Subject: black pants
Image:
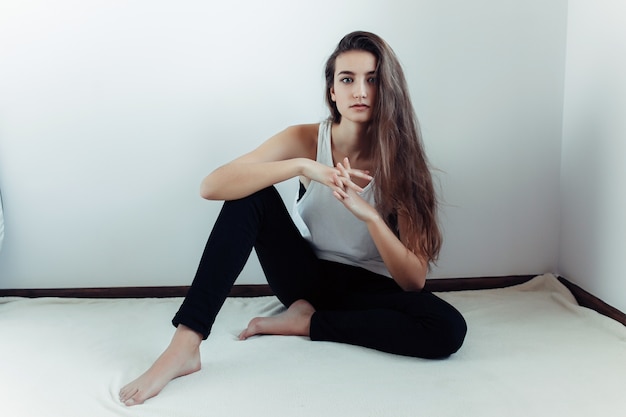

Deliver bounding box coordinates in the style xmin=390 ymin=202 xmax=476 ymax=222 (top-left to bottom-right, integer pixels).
xmin=173 ymin=186 xmax=467 ymax=359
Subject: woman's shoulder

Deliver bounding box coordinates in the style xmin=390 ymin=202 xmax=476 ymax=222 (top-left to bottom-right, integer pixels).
xmin=279 ymin=123 xmax=320 ymax=154
xmin=283 ymin=123 xmax=320 ymax=139
xmin=255 ymin=123 xmax=321 ymax=161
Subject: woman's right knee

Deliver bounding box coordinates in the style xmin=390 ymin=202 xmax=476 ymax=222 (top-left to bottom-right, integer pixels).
xmin=222 ymin=186 xmax=280 ymax=211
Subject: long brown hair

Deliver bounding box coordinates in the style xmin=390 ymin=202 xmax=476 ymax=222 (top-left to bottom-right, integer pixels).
xmin=324 ymin=31 xmax=442 ymax=263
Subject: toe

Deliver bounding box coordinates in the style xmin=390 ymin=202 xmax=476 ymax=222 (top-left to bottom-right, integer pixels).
xmin=238 ymin=327 xmax=252 ymax=340
xmin=119 ymin=386 xmax=137 ymax=403
xmin=124 ymin=392 xmax=144 ymax=407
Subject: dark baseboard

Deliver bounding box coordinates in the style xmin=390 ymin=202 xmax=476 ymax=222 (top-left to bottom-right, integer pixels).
xmin=1 ymin=274 xmax=623 ymax=326
xmin=0 ymin=284 xmax=274 ymax=299
xmin=0 ymin=275 xmax=536 ymax=299
xmin=557 ymin=277 xmax=626 ymax=326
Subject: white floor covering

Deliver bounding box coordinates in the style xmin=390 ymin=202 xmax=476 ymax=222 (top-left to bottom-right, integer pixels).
xmin=1 ymin=274 xmax=624 ymax=417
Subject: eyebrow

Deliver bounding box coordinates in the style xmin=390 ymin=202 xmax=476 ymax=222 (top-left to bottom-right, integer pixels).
xmin=336 ymin=70 xmax=377 ymax=76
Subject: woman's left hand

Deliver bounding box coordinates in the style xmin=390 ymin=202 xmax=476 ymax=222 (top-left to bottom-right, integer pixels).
xmin=332 ymin=158 xmax=379 ymax=222
xmin=334 ymin=157 xmax=427 ymax=291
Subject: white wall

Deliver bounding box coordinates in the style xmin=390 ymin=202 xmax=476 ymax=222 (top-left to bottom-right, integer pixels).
xmin=0 ymin=0 xmax=567 ymax=288
xmin=559 ymin=0 xmax=626 ymax=312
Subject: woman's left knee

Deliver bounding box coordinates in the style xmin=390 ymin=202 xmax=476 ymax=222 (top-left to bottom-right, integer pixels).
xmin=436 ymin=311 xmax=467 ymax=357
xmin=447 ymin=313 xmax=467 ymax=355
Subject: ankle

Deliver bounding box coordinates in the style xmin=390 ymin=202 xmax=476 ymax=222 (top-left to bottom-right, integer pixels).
xmin=171 ymin=325 xmax=202 ymax=350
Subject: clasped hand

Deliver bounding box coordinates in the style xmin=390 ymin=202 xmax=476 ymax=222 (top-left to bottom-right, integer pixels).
xmin=331 ymin=157 xmax=378 ymax=222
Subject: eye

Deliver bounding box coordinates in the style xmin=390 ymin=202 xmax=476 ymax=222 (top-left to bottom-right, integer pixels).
xmin=368 ymin=77 xmax=378 ymax=84
xmin=340 ymin=77 xmax=353 ymax=84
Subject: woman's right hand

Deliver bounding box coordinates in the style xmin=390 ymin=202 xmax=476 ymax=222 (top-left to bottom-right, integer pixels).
xmin=199 ymin=123 xmax=370 ymax=201
xmin=301 ymin=159 xmax=371 ymax=194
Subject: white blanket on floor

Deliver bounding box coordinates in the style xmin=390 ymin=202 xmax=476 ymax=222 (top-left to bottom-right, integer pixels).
xmin=1 ymin=274 xmax=624 ymax=417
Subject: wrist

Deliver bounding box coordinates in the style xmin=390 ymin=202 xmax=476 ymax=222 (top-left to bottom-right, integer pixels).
xmin=297 ymin=158 xmax=311 ymax=177
xmin=364 ymin=211 xmax=384 ymax=226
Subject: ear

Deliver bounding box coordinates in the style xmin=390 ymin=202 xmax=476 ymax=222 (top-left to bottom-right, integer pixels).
xmin=330 ymin=87 xmax=336 ymax=102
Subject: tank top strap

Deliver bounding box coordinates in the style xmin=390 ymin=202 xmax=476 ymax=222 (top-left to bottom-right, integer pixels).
xmin=317 ymin=119 xmax=333 ymax=166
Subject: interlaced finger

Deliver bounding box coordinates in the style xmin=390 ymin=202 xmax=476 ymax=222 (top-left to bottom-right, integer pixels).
xmin=335 ymin=167 xmax=364 ymax=194
xmin=337 ymin=158 xmax=368 ymax=193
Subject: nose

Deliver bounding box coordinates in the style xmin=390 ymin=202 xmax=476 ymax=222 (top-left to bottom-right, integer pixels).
xmin=353 ymin=80 xmax=367 ymax=99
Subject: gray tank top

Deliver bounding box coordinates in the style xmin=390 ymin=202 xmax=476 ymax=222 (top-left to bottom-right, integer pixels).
xmin=292 ymin=119 xmax=391 ymax=278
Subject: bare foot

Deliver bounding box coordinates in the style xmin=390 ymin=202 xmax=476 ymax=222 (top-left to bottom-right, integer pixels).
xmin=119 ymin=325 xmax=202 ymax=406
xmin=239 ymin=299 xmax=315 ymax=340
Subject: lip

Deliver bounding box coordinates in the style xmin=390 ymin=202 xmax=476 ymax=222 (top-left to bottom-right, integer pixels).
xmin=350 ymin=104 xmax=370 ymax=110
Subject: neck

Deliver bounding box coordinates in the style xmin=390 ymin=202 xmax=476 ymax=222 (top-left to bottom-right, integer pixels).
xmin=332 ymin=120 xmax=371 ymax=161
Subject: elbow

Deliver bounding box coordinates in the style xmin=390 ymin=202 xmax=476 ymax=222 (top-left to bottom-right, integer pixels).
xmin=200 ymin=189 xmax=212 ymax=200
xmin=199 ymin=179 xmax=219 ymax=200
xmin=403 ymin=280 xmax=425 ymax=292
xmin=199 ymin=165 xmax=228 ymax=200
xmin=200 ymin=187 xmax=219 ymax=200
xmin=200 ymin=166 xmax=231 ymax=200
xmin=395 ymin=275 xmax=425 ymax=292
xmin=401 ymin=271 xmax=426 ymax=292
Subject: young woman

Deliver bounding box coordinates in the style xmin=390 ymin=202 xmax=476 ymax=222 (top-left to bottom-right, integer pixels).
xmin=120 ymin=31 xmax=467 ymax=406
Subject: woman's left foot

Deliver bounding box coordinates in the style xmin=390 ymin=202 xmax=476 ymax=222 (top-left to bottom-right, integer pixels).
xmin=239 ymin=299 xmax=315 ymax=340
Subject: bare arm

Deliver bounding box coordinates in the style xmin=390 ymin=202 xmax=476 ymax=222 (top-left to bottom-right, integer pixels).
xmin=200 ymin=125 xmax=370 ymax=201
xmin=201 ymin=158 xmax=309 ymax=201
xmin=201 ymin=125 xmax=315 ymax=200
xmin=365 ymin=214 xmax=428 ymax=291
xmin=333 ymin=159 xmax=427 ymax=291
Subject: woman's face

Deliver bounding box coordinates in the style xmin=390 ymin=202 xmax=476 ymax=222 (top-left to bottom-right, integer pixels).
xmin=330 ymin=50 xmax=378 ymax=124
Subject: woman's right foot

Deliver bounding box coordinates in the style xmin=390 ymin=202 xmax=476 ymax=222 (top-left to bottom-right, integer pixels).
xmin=119 ymin=325 xmax=202 ymax=406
